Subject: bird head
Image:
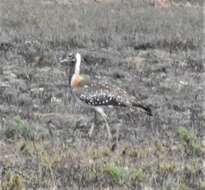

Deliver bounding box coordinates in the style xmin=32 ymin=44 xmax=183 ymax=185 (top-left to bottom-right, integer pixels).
xmin=60 ymin=52 xmax=82 ymax=86
xmin=60 ymin=52 xmax=76 ymax=67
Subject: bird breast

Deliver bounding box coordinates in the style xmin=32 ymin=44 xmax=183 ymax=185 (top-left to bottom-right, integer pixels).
xmin=71 ymin=74 xmax=81 ymax=88
xmin=71 ymin=74 xmax=91 ymax=88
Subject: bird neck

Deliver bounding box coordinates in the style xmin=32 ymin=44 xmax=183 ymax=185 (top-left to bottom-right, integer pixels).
xmin=74 ymin=53 xmax=81 ymax=75
xmin=68 ymin=65 xmax=74 ymax=88
xmin=69 ymin=53 xmax=81 ymax=88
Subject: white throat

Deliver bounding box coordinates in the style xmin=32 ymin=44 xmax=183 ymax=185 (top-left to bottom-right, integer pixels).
xmin=74 ymin=53 xmax=81 ymax=75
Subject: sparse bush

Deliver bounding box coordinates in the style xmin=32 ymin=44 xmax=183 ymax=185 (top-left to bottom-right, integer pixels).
xmin=104 ymin=164 xmax=128 ymax=184
xmin=176 ymin=127 xmax=203 ymax=156
xmin=84 ymin=170 xmax=97 ymax=183
xmin=128 ymin=148 xmax=150 ymax=159
xmin=130 ymin=168 xmax=145 ymax=182
xmin=159 ymin=162 xmax=177 ymax=174
xmin=176 ymin=127 xmax=194 ymax=144
xmin=178 ymin=183 xmax=190 ymax=190
xmin=182 ymin=160 xmax=203 ymax=188
xmin=1 ymin=169 xmax=26 ymax=190
xmin=90 ymin=147 xmax=111 ymax=160
xmin=4 ymin=116 xmax=34 ymax=141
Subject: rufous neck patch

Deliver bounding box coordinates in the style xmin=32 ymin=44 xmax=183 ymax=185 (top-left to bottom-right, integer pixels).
xmin=71 ymin=74 xmax=81 ymax=88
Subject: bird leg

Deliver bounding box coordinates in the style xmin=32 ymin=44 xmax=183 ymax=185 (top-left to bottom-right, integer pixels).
xmin=103 ymin=114 xmax=112 ymax=139
xmin=95 ymin=107 xmax=112 ymax=139
xmin=88 ymin=123 xmax=95 ymax=138
xmin=88 ymin=111 xmax=96 ymax=137
xmin=94 ymin=110 xmax=97 ymax=125
xmin=88 ymin=107 xmax=112 ymax=139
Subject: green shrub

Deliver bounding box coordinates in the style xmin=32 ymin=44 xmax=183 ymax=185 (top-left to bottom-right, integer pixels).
xmin=4 ymin=116 xmax=34 ymax=141
xmin=104 ymin=164 xmax=128 ymax=183
xmin=176 ymin=127 xmax=202 ymax=156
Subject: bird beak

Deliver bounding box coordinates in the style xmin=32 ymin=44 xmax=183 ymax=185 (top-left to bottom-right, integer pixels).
xmin=60 ymin=58 xmax=68 ymax=64
xmin=60 ymin=56 xmax=75 ymax=66
xmin=59 ymin=59 xmax=69 ymax=76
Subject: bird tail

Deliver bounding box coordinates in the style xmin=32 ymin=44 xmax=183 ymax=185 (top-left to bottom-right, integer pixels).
xmin=132 ymin=103 xmax=152 ymax=116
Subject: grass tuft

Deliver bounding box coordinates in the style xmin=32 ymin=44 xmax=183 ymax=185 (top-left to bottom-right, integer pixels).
xmin=130 ymin=168 xmax=145 ymax=183
xmin=104 ymin=164 xmax=128 ymax=184
xmin=176 ymin=127 xmax=203 ymax=156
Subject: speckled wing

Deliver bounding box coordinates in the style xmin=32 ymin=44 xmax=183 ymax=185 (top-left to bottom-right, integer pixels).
xmin=72 ymin=81 xmax=135 ymax=107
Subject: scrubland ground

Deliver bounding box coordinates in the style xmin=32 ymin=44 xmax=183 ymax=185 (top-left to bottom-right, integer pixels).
xmin=0 ymin=0 xmax=204 ymax=189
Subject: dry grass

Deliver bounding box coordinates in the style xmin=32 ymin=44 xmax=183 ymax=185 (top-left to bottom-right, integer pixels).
xmin=1 ymin=0 xmax=203 ymax=50
xmin=0 ymin=0 xmax=204 ymax=189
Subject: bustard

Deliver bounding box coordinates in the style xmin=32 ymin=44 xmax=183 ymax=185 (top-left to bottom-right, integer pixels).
xmin=61 ymin=52 xmax=152 ymax=139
